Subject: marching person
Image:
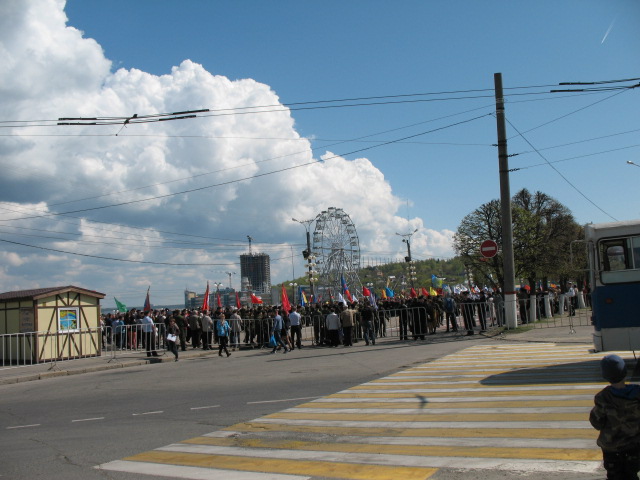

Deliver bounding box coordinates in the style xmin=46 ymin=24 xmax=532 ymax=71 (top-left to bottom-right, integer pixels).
xmin=339 ymin=303 xmax=356 ymax=346
xmin=216 ymin=313 xmax=232 ymax=357
xmin=189 ymin=309 xmax=202 ymax=348
xmin=288 ymin=306 xmax=303 ymax=350
xmin=325 ymin=307 xmax=341 ymax=347
xmin=270 ymin=309 xmax=289 ymax=354
xmin=201 ymin=310 xmax=213 ymax=350
xmin=141 ymin=311 xmax=158 ymax=357
xmin=166 ymin=316 xmax=180 ymax=361
xmin=229 ymin=308 xmax=242 ymax=351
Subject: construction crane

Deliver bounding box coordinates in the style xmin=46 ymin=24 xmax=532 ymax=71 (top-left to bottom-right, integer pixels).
xmin=225 ymin=271 xmax=236 ymax=289
xmin=247 ymin=235 xmax=253 ymax=255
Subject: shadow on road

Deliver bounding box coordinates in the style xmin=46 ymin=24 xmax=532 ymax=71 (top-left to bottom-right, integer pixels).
xmin=480 ymin=358 xmax=639 ymax=386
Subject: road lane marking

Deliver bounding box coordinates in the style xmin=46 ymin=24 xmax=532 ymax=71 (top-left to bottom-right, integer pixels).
xmin=72 ymin=417 xmax=105 ymax=423
xmin=190 ymin=405 xmax=220 ymax=410
xmin=217 ymin=429 xmax=596 ymax=449
xmin=286 ymin=406 xmax=590 ymax=414
xmin=251 ymin=417 xmax=591 ymax=429
xmin=247 ymin=396 xmax=318 ymax=405
xmin=118 ymin=451 xmax=438 ymax=480
xmin=133 ymin=410 xmax=164 ymax=416
xmin=264 ymin=411 xmax=589 ymax=422
xmin=6 ymin=424 xmax=40 ymax=429
xmin=229 ymin=422 xmax=598 ymax=439
xmin=97 ymin=460 xmax=311 ymax=479
xmin=181 ymin=436 xmax=601 ymax=461
xmin=151 ymin=444 xmax=598 ymax=474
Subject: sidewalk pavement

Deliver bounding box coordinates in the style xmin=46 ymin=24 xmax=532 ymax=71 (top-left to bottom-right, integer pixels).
xmin=0 ymin=323 xmax=598 ymax=386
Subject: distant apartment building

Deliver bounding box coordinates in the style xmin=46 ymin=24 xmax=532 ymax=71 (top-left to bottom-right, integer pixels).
xmin=240 ymin=253 xmax=271 ymax=294
xmin=184 ymin=287 xmax=235 ymax=309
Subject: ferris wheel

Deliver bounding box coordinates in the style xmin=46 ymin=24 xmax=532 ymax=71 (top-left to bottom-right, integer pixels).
xmin=312 ymin=207 xmax=361 ymax=298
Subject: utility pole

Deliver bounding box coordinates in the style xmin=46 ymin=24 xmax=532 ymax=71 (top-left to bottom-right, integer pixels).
xmin=395 ymin=229 xmax=418 ymax=262
xmin=494 ymin=73 xmax=517 ymax=328
xmin=292 ymin=218 xmax=317 ymax=301
xmin=396 ymin=229 xmax=418 ymax=289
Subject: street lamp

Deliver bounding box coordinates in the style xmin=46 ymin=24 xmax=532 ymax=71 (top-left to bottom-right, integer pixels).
xmin=408 ymin=260 xmax=418 ymax=287
xmin=627 ymin=161 xmax=640 ymax=168
xmin=396 ymin=228 xmax=418 ymax=263
xmin=212 ymin=282 xmax=224 ymax=308
xmin=292 ymin=217 xmax=316 ymax=300
xmin=289 ymin=282 xmax=298 ymax=305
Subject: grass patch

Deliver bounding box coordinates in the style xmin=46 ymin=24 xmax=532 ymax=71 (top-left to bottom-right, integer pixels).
xmin=497 ymin=324 xmax=535 ymax=335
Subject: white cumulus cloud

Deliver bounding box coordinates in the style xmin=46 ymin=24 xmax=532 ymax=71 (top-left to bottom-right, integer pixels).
xmin=0 ymin=0 xmax=454 ymax=305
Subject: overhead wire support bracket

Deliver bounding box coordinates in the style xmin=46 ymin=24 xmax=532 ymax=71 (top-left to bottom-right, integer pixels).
xmin=56 ymin=108 xmax=210 ymax=126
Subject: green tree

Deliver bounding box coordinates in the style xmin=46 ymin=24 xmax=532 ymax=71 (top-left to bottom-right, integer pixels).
xmin=453 ymin=199 xmax=504 ymax=290
xmin=453 ymin=189 xmax=582 ymax=291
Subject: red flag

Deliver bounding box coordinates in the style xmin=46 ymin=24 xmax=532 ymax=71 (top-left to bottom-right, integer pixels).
xmin=216 ymin=291 xmax=222 ymax=308
xmin=410 ymin=287 xmax=418 ymax=298
xmin=143 ymin=286 xmax=151 ymax=312
xmin=202 ymin=281 xmax=210 ymax=311
xmin=421 ymin=287 xmax=430 ymax=297
xmin=362 ymin=286 xmax=371 ymax=297
xmin=281 ymin=285 xmax=291 ymax=314
xmin=250 ymin=293 xmax=263 ymax=304
xmin=235 ymin=292 xmax=241 ymax=309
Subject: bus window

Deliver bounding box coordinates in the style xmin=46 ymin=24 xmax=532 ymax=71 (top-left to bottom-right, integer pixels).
xmin=600 ymin=239 xmax=629 ymax=271
xmin=633 ymin=236 xmax=640 ymax=269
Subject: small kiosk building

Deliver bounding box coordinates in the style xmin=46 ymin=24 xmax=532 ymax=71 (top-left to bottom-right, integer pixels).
xmin=0 ymin=286 xmax=105 ymax=364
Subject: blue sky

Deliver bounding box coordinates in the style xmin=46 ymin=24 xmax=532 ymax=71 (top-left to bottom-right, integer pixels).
xmin=0 ymin=0 xmax=638 ymax=307
xmin=65 ymin=0 xmax=639 ymax=228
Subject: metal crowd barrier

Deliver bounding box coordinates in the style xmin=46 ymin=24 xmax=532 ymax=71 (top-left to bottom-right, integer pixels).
xmin=0 ymin=327 xmax=103 ymax=370
xmin=519 ymin=293 xmax=592 ymax=330
xmin=102 ymin=324 xmax=168 ymax=359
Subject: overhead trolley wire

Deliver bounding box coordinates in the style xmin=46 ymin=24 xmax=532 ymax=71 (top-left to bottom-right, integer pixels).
xmin=505 ymin=117 xmax=618 ymax=222
xmin=1 ymin=77 xmax=637 ymax=128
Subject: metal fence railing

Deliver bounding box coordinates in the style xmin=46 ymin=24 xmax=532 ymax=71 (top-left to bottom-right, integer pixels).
xmin=0 ymin=327 xmax=102 ymax=370
xmin=521 ymin=294 xmax=592 ymax=330
xmin=102 ymin=324 xmax=169 ymax=359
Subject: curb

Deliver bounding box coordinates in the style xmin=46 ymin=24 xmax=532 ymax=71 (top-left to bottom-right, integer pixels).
xmin=0 ymin=348 xmax=228 ymax=385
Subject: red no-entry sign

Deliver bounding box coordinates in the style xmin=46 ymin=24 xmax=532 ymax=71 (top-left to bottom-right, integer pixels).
xmin=480 ymin=239 xmax=498 ymax=258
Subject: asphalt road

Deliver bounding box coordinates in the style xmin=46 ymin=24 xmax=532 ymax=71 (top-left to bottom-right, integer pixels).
xmin=1 ymin=336 xmax=480 ymax=480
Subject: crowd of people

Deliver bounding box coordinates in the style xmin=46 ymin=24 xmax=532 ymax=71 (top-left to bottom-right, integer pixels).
xmin=99 ymin=291 xmax=516 ymax=358
xmin=100 ymin=284 xmax=592 ymax=358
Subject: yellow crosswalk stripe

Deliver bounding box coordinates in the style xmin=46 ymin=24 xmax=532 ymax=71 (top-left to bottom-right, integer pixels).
xmin=124 ymin=450 xmax=438 ymax=480
xmin=327 ymin=389 xmax=601 ymax=398
xmin=181 ymin=436 xmax=601 ymax=461
xmin=294 ymin=400 xmax=595 ymax=408
xmin=265 ymin=411 xmax=588 ymax=422
xmin=228 ymin=422 xmax=598 ymax=439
